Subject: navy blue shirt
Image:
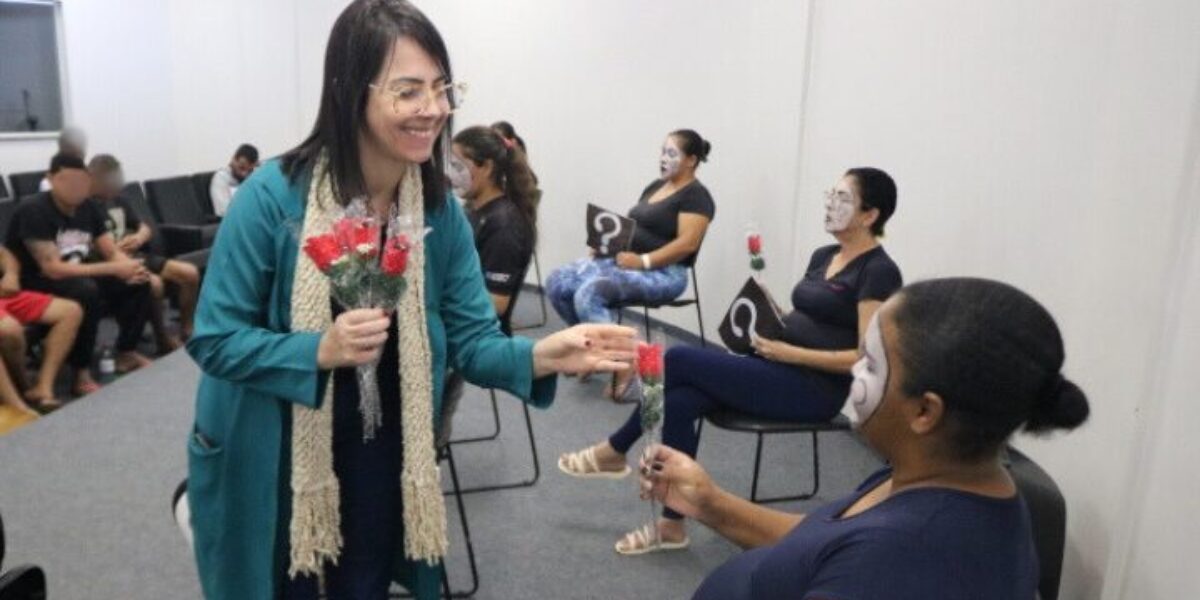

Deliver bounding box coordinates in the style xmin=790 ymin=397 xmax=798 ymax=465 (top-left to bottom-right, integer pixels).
xmin=694 ymin=468 xmax=1039 ymax=600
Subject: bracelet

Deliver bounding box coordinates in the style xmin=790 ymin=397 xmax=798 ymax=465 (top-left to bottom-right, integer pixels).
xmin=640 ymin=254 xmax=652 ymax=270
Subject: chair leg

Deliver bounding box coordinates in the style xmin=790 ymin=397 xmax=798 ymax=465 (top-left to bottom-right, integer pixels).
xmin=513 ymin=252 xmax=548 ymax=331
xmin=751 ymin=431 xmax=822 ymax=504
xmin=694 ymin=297 xmax=707 ymax=348
xmin=454 ymin=401 xmax=540 ymax=495
xmin=750 ymin=432 xmax=765 ymax=502
xmin=450 ymin=390 xmax=501 ymax=444
xmin=445 ymin=445 xmax=480 ymax=598
xmin=642 ymin=306 xmax=652 ymax=340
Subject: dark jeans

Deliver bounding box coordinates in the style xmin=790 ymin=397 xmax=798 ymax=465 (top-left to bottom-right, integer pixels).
xmin=23 ymin=275 xmax=151 ymax=369
xmin=609 ymin=346 xmax=846 ymax=519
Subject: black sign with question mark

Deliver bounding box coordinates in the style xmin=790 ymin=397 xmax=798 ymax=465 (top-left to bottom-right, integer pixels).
xmin=719 ymin=277 xmax=786 ymax=355
xmin=586 ymin=203 xmax=636 ymax=258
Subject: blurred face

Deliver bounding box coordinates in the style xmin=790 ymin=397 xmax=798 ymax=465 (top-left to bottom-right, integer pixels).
xmin=231 ymin=156 xmax=257 ymax=183
xmin=846 ymin=311 xmax=890 ymax=428
xmin=90 ymin=168 xmax=125 ymax=201
xmin=362 ymin=36 xmax=450 ymax=165
xmin=659 ymin=136 xmax=685 ymax=180
xmin=448 ymin=143 xmax=489 ymax=200
xmin=49 ymin=168 xmax=92 ymax=207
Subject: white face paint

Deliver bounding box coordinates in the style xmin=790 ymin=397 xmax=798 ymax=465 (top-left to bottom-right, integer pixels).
xmin=659 ymin=139 xmax=683 ymax=180
xmin=446 ymin=153 xmax=472 ymax=199
xmin=844 ymin=312 xmax=889 ymax=428
xmin=823 ymin=185 xmax=856 ymax=233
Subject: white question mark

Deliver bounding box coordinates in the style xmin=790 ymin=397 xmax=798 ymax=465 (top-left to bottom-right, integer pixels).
xmin=593 ymin=213 xmax=622 ymax=255
xmin=730 ymin=298 xmax=759 ymax=341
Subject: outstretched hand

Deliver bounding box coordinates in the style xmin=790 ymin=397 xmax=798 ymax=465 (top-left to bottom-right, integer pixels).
xmin=638 ymin=444 xmax=718 ymax=520
xmin=532 ymin=323 xmax=638 ymax=378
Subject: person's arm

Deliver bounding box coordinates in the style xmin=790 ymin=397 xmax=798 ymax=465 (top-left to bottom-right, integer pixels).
xmin=616 ymin=212 xmax=710 ymax=270
xmin=642 ymin=445 xmax=803 ymax=549
xmin=185 ymin=179 xmax=326 ymax=407
xmin=94 ymin=232 xmax=133 ymax=263
xmin=25 ymin=239 xmax=129 ymax=280
xmin=753 ymin=300 xmax=883 ymax=374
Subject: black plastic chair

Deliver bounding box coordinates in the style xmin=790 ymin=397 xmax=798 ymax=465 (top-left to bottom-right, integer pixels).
xmin=121 ymin=182 xmax=208 ymax=270
xmin=190 ymin=172 xmax=217 ymax=219
xmin=143 ymin=177 xmax=219 ymax=256
xmin=614 ymin=264 xmax=706 ymax=347
xmin=0 ymin=200 xmax=19 ymax=244
xmin=0 ymin=510 xmax=48 ymax=600
xmin=704 ymin=409 xmax=851 ymax=503
xmin=446 ymin=263 xmax=540 ymax=495
xmin=1006 ymin=447 xmax=1066 ymax=600
xmin=6 ymin=173 xmax=42 ymax=200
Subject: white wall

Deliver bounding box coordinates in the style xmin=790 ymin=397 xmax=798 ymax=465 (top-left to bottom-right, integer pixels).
xmin=1 ymin=1 xmax=1197 ymax=597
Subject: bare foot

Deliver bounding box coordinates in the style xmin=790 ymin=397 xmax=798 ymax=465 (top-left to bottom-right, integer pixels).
xmin=116 ymin=352 xmax=153 ymax=373
xmin=614 ymin=518 xmax=690 ymax=555
xmin=73 ymin=371 xmax=102 ymax=397
xmin=557 ymin=441 xmax=629 ymax=477
xmin=25 ymin=387 xmax=62 ymax=411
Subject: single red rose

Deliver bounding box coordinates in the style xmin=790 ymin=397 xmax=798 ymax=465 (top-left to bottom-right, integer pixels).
xmin=636 ymin=342 xmax=664 ymax=381
xmin=381 ymin=235 xmax=410 ymax=276
xmin=303 ymin=234 xmax=343 ymax=272
xmin=747 ymin=233 xmax=762 ymax=255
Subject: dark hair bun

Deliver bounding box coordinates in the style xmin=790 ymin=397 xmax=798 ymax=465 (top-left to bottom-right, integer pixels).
xmin=1025 ymin=375 xmax=1090 ymax=433
xmin=698 ymin=139 xmax=712 ymax=162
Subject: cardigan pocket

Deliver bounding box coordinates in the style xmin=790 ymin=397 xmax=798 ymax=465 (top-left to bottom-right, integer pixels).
xmin=187 ymin=424 xmax=225 ymax=496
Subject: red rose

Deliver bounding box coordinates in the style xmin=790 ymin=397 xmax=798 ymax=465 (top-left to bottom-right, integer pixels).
xmin=333 ymin=217 xmax=380 ymax=258
xmin=637 ymin=342 xmax=664 ymax=382
xmin=303 ymin=234 xmax=343 ymax=272
xmin=747 ymin=233 xmax=762 ymax=255
xmin=381 ymin=235 xmax=410 ymax=276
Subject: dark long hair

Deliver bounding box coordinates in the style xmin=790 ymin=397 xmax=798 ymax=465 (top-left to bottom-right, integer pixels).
xmin=281 ymin=0 xmax=451 ymax=212
xmin=892 ymin=278 xmax=1090 ymax=461
xmin=490 ymin=121 xmax=526 ymax=153
xmin=845 ymin=167 xmax=897 ymax=237
xmin=453 ymin=125 xmax=539 ymax=244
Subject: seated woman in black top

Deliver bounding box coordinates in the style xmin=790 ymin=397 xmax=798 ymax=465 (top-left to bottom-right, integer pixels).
xmin=559 ymin=168 xmax=901 ymax=555
xmin=447 ymin=125 xmax=538 ymax=332
xmin=545 ymin=129 xmax=715 ymax=331
xmin=640 ymin=277 xmax=1090 ymax=599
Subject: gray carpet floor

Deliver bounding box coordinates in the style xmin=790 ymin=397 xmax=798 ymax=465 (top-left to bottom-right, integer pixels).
xmin=0 ymin=292 xmax=883 ymax=600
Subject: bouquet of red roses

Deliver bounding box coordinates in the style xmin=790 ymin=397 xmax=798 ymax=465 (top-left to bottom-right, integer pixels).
xmin=302 ymin=203 xmax=423 ymax=440
xmin=636 ymin=342 xmax=665 ymax=545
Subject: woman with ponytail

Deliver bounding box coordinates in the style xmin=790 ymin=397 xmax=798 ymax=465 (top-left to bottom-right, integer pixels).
xmin=447 ymin=125 xmax=539 ymax=330
xmin=639 ymin=277 xmax=1090 ymax=599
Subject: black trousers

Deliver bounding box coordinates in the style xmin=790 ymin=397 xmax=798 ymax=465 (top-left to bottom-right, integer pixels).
xmin=23 ymin=275 xmax=152 ymax=368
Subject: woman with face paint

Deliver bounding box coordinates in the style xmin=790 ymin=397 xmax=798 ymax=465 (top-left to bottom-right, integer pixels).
xmin=639 ymin=278 xmax=1090 ymax=600
xmin=558 ymin=168 xmax=901 ymax=555
xmin=184 ymin=2 xmax=636 ymax=599
xmin=544 ymin=130 xmax=715 ymax=397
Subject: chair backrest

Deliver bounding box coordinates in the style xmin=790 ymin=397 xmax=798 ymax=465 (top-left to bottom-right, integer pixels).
xmin=0 ymin=200 xmax=20 ymax=246
xmin=121 ymin=182 xmax=167 ymax=256
xmin=0 ymin=175 xmax=9 ymax=200
xmin=497 ymin=258 xmax=533 ymax=337
xmin=1006 ymin=447 xmax=1066 ymax=600
xmin=191 ymin=171 xmax=216 ymax=217
xmin=7 ymin=172 xmax=44 ymax=199
xmin=144 ymin=176 xmax=205 ymax=226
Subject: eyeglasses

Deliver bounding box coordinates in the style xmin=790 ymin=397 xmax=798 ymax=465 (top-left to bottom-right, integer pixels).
xmin=824 ymin=189 xmax=854 ymax=205
xmin=368 ymin=81 xmax=468 ymax=116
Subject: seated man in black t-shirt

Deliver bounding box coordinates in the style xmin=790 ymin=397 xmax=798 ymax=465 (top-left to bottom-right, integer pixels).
xmin=5 ymin=154 xmax=153 ymax=396
xmin=88 ymin=155 xmax=201 ymax=353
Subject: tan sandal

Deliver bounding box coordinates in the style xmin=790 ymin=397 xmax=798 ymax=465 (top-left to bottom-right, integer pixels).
xmin=557 ymin=446 xmax=631 ymax=480
xmin=614 ymin=523 xmax=690 ymax=556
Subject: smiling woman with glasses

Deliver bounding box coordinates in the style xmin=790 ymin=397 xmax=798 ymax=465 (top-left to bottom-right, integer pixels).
xmin=183 ymin=2 xmax=636 ymax=599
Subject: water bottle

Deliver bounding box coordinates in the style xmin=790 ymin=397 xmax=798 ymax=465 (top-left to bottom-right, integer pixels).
xmin=99 ymin=346 xmax=116 ymax=381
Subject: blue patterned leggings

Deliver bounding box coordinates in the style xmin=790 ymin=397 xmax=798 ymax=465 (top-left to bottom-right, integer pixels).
xmin=545 ymin=258 xmax=688 ymax=325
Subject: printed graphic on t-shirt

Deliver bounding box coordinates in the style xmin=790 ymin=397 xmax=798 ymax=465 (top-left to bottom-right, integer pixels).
xmin=485 ymin=272 xmax=511 ymax=284
xmin=55 ymin=229 xmax=93 ymax=264
xmin=106 ymin=208 xmax=128 ymax=241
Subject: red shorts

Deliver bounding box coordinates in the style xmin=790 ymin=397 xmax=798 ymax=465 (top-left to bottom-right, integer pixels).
xmin=0 ymin=291 xmax=53 ymax=324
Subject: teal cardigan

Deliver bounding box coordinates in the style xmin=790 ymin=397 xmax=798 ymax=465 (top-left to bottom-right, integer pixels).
xmin=185 ymin=160 xmax=556 ymax=600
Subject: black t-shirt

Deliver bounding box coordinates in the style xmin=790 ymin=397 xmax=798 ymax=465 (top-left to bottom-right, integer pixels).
xmin=5 ymin=192 xmax=109 ymax=281
xmin=627 ymin=179 xmax=715 ymax=267
xmin=465 ymin=196 xmax=534 ymax=332
xmin=98 ymin=195 xmax=143 ymax=242
xmin=783 ymin=244 xmax=902 ymax=354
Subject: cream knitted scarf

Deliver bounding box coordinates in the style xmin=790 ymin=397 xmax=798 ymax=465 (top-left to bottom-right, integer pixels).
xmin=287 ymin=156 xmax=447 ymax=578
